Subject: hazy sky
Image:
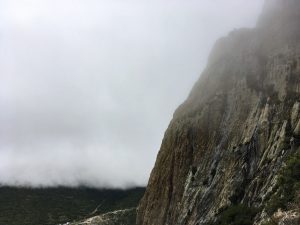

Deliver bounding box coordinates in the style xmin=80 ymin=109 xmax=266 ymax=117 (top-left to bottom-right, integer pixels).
xmin=0 ymin=0 xmax=264 ymax=188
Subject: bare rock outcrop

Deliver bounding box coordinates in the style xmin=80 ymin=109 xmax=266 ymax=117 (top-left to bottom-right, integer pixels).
xmin=66 ymin=208 xmax=136 ymax=225
xmin=137 ymin=1 xmax=300 ymax=225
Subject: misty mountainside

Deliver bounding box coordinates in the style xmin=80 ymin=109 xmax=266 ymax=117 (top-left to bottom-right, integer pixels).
xmin=137 ymin=1 xmax=300 ymax=225
xmin=0 ymin=186 xmax=144 ymax=225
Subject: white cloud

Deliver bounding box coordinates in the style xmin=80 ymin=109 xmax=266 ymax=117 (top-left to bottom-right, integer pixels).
xmin=0 ymin=0 xmax=264 ymax=188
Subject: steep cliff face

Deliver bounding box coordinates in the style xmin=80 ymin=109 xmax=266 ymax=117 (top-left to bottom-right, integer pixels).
xmin=137 ymin=1 xmax=300 ymax=225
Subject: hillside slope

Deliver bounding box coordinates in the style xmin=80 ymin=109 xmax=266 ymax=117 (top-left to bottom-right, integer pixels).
xmin=137 ymin=1 xmax=300 ymax=225
xmin=0 ymin=186 xmax=144 ymax=225
xmin=67 ymin=208 xmax=136 ymax=225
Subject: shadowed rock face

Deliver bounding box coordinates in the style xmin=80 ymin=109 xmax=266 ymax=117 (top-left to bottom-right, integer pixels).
xmin=136 ymin=1 xmax=300 ymax=225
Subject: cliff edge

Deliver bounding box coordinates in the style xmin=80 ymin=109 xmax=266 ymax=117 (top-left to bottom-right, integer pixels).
xmin=137 ymin=1 xmax=300 ymax=225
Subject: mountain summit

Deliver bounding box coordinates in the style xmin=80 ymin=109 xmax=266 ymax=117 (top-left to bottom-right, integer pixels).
xmin=137 ymin=0 xmax=300 ymax=224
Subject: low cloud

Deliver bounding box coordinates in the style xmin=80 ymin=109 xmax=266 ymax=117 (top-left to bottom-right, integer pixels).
xmin=0 ymin=0 xmax=264 ymax=188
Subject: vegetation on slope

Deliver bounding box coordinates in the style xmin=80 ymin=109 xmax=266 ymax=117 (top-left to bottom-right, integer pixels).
xmin=265 ymin=151 xmax=300 ymax=215
xmin=207 ymin=204 xmax=259 ymax=225
xmin=0 ymin=186 xmax=145 ymax=225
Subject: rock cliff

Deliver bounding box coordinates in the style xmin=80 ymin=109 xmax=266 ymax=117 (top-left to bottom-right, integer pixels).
xmin=137 ymin=1 xmax=300 ymax=225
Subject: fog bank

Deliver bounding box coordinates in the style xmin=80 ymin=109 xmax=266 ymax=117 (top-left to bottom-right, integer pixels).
xmin=0 ymin=0 xmax=264 ymax=188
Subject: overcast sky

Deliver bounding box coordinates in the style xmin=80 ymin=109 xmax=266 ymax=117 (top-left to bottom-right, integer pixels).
xmin=0 ymin=0 xmax=264 ymax=188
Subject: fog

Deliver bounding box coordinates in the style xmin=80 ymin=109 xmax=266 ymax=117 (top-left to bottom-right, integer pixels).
xmin=0 ymin=0 xmax=264 ymax=188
